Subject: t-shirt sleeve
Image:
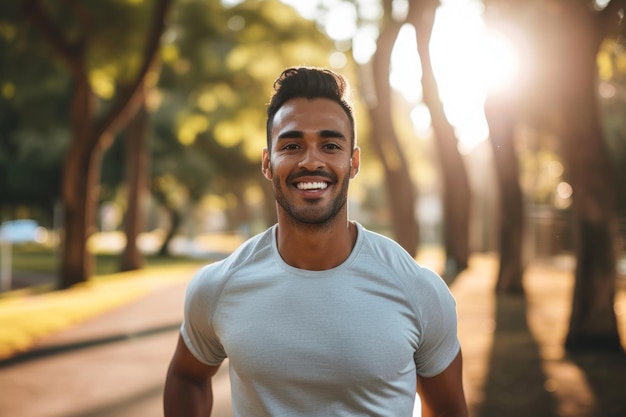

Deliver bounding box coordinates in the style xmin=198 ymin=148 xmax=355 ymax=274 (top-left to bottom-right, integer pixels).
xmin=180 ymin=264 xmax=228 ymax=366
xmin=412 ymin=267 xmax=461 ymax=377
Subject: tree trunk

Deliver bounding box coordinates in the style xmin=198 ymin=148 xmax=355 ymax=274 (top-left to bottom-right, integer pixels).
xmin=26 ymin=0 xmax=172 ymax=287
xmin=408 ymin=0 xmax=471 ymax=276
xmin=59 ymin=74 xmax=99 ymax=288
xmin=158 ymin=206 xmax=181 ymax=257
xmin=559 ymin=3 xmax=621 ymax=351
xmin=563 ymin=98 xmax=621 ymax=350
xmin=120 ymin=89 xmax=148 ymax=272
xmin=561 ymin=83 xmax=621 ymax=351
xmin=484 ymin=95 xmax=525 ymax=294
xmin=364 ymin=14 xmax=419 ymax=256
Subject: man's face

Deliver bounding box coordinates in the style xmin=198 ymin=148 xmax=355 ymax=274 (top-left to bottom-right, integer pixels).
xmin=262 ymin=97 xmax=360 ymax=226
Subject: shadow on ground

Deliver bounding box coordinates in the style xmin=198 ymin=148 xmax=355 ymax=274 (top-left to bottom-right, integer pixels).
xmin=0 ymin=323 xmax=181 ymax=368
xmin=64 ymin=384 xmax=164 ymax=417
xmin=568 ymin=350 xmax=626 ymax=417
xmin=476 ymin=293 xmax=558 ymax=417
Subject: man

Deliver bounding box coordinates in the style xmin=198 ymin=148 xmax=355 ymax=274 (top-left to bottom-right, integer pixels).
xmin=164 ymin=67 xmax=468 ymax=417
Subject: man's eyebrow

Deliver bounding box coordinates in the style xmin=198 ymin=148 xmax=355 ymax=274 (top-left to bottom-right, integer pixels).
xmin=276 ymin=130 xmax=347 ymax=141
xmin=319 ymin=130 xmax=347 ymax=140
xmin=277 ymin=130 xmax=303 ymax=140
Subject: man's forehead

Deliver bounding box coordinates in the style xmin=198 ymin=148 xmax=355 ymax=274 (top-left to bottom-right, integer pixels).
xmin=272 ymin=98 xmax=350 ymax=127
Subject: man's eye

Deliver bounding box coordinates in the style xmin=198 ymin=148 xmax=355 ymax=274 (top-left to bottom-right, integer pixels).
xmin=324 ymin=143 xmax=341 ymax=150
xmin=282 ymin=144 xmax=300 ymax=150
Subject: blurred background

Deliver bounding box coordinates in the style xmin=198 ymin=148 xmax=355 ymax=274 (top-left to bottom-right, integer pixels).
xmin=0 ymin=0 xmax=625 ymax=415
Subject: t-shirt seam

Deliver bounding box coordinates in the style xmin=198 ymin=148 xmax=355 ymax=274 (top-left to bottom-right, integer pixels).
xmin=360 ymin=231 xmax=424 ymax=334
xmin=210 ymin=229 xmax=274 ymax=344
xmin=359 ymin=229 xmax=458 ymax=376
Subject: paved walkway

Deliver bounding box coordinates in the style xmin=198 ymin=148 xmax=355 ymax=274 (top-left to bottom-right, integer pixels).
xmin=0 ymin=269 xmax=237 ymax=417
xmin=1 ymin=254 xmax=625 ymax=417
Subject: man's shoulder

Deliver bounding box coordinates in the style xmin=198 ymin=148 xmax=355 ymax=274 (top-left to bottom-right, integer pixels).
xmin=355 ymin=222 xmax=447 ymax=289
xmin=356 ymin=223 xmax=414 ymax=261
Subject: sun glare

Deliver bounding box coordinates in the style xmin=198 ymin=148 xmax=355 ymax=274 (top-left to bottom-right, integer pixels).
xmin=391 ymin=0 xmax=522 ymax=153
xmin=278 ymin=0 xmax=522 ymax=154
xmin=390 ymin=25 xmax=422 ymax=103
xmin=479 ymin=28 xmax=521 ymax=94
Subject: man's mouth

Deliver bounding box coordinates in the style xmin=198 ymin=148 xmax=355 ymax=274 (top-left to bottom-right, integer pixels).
xmin=296 ymin=181 xmax=329 ymax=191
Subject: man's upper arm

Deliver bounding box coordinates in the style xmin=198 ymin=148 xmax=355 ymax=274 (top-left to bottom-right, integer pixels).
xmin=168 ymin=334 xmax=222 ymax=381
xmin=164 ymin=335 xmax=222 ymax=417
xmin=417 ymin=349 xmax=468 ymax=417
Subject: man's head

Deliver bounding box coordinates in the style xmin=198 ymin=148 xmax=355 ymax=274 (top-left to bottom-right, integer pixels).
xmin=262 ymin=67 xmax=360 ymax=227
xmin=266 ymin=67 xmax=356 ymax=152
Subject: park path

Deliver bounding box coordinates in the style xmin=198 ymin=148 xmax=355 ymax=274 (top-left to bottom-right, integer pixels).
xmin=0 ymin=273 xmax=235 ymax=417
xmin=0 ymin=253 xmax=624 ymax=417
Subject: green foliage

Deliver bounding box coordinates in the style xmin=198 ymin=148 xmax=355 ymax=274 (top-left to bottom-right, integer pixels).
xmin=0 ymin=0 xmax=157 ymax=211
xmin=151 ymin=0 xmax=337 ymax=208
xmin=0 ymin=2 xmax=71 ymax=212
xmin=1 ymin=0 xmax=342 ymax=230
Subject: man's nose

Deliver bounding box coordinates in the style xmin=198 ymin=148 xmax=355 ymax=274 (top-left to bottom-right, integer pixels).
xmin=298 ymin=147 xmax=325 ymax=170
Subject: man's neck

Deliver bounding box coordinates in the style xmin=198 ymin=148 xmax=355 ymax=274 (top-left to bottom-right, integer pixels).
xmin=275 ymin=216 xmax=357 ymax=271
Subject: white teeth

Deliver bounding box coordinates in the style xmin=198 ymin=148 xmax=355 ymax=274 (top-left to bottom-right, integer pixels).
xmin=297 ymin=181 xmax=328 ymax=190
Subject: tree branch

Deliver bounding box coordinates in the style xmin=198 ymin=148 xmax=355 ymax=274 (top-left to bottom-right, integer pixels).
xmin=95 ymin=0 xmax=173 ymax=139
xmin=23 ymin=0 xmax=82 ymax=74
xmin=64 ymin=0 xmax=93 ymax=36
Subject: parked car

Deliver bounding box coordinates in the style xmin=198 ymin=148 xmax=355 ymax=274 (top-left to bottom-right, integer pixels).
xmin=0 ymin=219 xmax=48 ymax=244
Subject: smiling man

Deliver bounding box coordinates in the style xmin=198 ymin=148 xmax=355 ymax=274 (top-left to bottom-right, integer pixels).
xmin=164 ymin=67 xmax=468 ymax=417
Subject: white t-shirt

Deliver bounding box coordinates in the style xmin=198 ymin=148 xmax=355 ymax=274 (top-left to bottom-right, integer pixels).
xmin=182 ymin=222 xmax=460 ymax=416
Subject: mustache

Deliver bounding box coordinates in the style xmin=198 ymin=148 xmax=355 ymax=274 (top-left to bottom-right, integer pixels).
xmin=287 ymin=170 xmax=336 ymax=183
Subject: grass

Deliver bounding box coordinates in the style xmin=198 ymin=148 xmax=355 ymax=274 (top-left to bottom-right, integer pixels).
xmin=0 ymin=238 xmax=240 ymax=361
xmin=6 ymin=243 xmax=205 ymax=277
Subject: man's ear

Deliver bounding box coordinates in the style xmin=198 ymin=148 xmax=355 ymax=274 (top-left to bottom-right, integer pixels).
xmin=261 ymin=148 xmax=272 ymax=180
xmin=350 ymin=147 xmax=361 ymax=179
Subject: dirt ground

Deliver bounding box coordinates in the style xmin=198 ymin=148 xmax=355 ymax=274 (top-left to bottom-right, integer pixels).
xmin=446 ymin=254 xmax=626 ymax=417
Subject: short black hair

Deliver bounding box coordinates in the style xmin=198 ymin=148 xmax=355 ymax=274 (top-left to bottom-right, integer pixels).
xmin=266 ymin=66 xmax=356 ymax=151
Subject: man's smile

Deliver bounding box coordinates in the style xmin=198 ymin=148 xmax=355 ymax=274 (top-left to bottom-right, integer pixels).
xmin=288 ymin=171 xmax=336 ymax=195
xmin=296 ymin=181 xmax=329 ymax=191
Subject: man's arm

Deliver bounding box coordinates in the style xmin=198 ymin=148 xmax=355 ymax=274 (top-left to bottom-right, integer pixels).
xmin=417 ymin=350 xmax=468 ymax=417
xmin=164 ymin=334 xmax=222 ymax=417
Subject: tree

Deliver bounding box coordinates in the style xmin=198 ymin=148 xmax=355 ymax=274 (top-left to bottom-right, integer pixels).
xmin=407 ymin=0 xmax=471 ymax=276
xmin=24 ymin=0 xmax=172 ymax=288
xmin=362 ymin=0 xmax=419 ymax=255
xmin=556 ymin=1 xmax=622 ymax=351
xmin=483 ymin=10 xmax=525 ymax=294
xmin=483 ymin=0 xmax=625 ymax=350
xmin=483 ymin=91 xmax=525 ymax=294
xmin=119 ymin=86 xmax=149 ymax=271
